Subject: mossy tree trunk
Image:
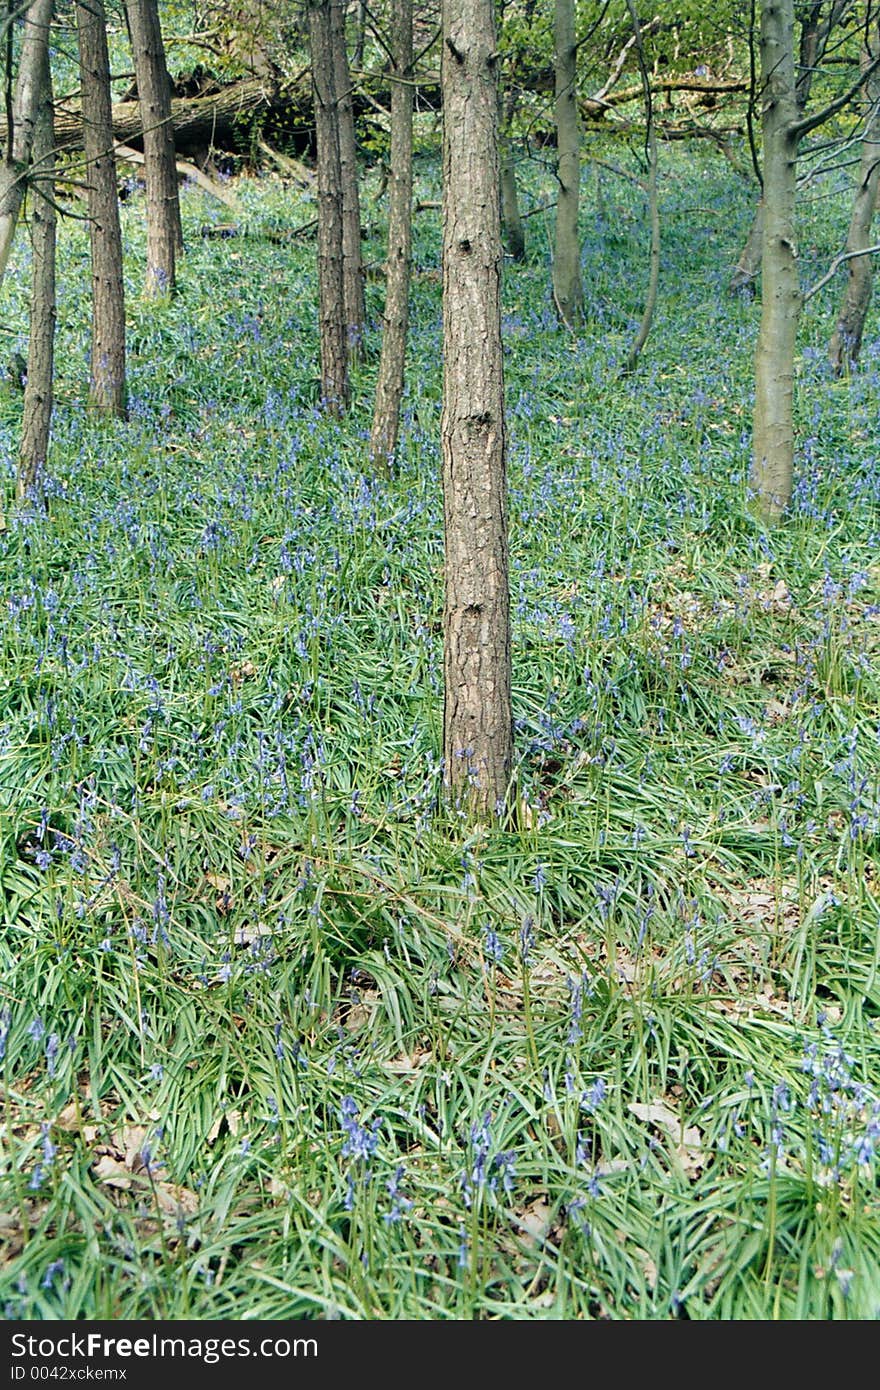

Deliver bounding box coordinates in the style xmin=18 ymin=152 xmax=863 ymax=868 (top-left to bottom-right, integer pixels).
xmin=77 ymin=0 xmax=127 ymax=418
xmin=370 ymin=0 xmax=413 ymax=468
xmin=441 ymin=0 xmax=513 ymax=820
xmin=125 ymin=0 xmax=183 ymax=297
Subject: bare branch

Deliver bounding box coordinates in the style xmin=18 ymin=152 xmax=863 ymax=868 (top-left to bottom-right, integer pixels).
xmin=803 ymin=239 xmax=880 ymax=301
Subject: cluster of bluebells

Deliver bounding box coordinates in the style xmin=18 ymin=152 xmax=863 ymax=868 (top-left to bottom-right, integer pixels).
xmin=801 ymin=1028 xmax=880 ymax=1182
xmin=339 ymin=1095 xmax=381 ymax=1211
xmin=460 ymin=1111 xmax=517 ymax=1210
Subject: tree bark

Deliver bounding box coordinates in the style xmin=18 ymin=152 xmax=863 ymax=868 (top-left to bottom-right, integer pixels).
xmin=829 ymin=27 xmax=880 ymax=374
xmin=370 ymin=0 xmax=413 ymax=469
xmin=125 ymin=0 xmax=184 ymax=297
xmin=730 ymin=2 xmax=851 ymax=296
xmin=441 ymin=0 xmax=513 ymax=820
xmin=552 ymin=0 xmax=583 ymax=326
xmin=499 ymin=85 xmax=524 ymax=261
xmin=0 ymin=0 xmax=54 ymax=291
xmin=77 ymin=0 xmax=127 ymax=418
xmin=750 ymin=0 xmax=800 ymax=525
xmin=17 ymin=37 xmax=54 ymax=503
xmin=330 ymin=0 xmax=365 ymax=356
xmin=309 ymin=0 xmax=348 ymax=414
xmin=622 ymin=0 xmax=659 ymax=374
xmin=730 ymin=200 xmax=764 ymax=296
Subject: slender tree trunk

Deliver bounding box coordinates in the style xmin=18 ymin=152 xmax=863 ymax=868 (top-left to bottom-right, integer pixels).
xmin=0 ymin=0 xmax=54 ymax=290
xmin=77 ymin=0 xmax=127 ymax=418
xmin=17 ymin=39 xmax=54 ymax=502
xmin=331 ymin=0 xmax=365 ymax=357
xmin=441 ymin=0 xmax=513 ymax=820
xmin=829 ymin=28 xmax=880 ymax=374
xmin=370 ymin=0 xmax=413 ymax=468
xmin=552 ymin=0 xmax=583 ymax=326
xmin=750 ymin=0 xmax=800 ymax=524
xmin=730 ymin=200 xmax=764 ymax=296
xmin=499 ymin=85 xmax=524 ymax=261
xmin=309 ymin=0 xmax=348 ymax=413
xmin=125 ymin=0 xmax=183 ymax=297
xmin=622 ymin=0 xmax=659 ymax=374
xmin=730 ymin=3 xmax=850 ymax=296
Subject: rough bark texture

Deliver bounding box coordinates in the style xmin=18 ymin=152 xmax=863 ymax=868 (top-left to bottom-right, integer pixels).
xmin=126 ymin=0 xmax=183 ymax=296
xmin=829 ymin=28 xmax=880 ymax=374
xmin=370 ymin=0 xmax=413 ymax=468
xmin=499 ymin=86 xmax=524 ymax=261
xmin=17 ymin=43 xmax=54 ymax=502
xmin=77 ymin=0 xmax=127 ymax=418
xmin=441 ymin=0 xmax=513 ymax=820
xmin=552 ymin=0 xmax=583 ymax=325
xmin=750 ymin=0 xmax=800 ymax=525
xmin=330 ymin=0 xmax=365 ymax=356
xmin=0 ymin=0 xmax=54 ymax=289
xmin=309 ymin=0 xmax=348 ymax=413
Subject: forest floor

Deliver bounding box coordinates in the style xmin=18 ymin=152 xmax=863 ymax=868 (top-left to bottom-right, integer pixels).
xmin=0 ymin=143 xmax=878 ymax=1319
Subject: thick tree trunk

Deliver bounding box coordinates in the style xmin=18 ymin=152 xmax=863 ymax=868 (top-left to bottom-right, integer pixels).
xmin=370 ymin=0 xmax=413 ymax=469
xmin=829 ymin=29 xmax=880 ymax=374
xmin=552 ymin=0 xmax=583 ymax=326
xmin=750 ymin=0 xmax=801 ymax=525
xmin=77 ymin=0 xmax=127 ymax=418
xmin=17 ymin=43 xmax=54 ymax=502
xmin=499 ymin=86 xmax=525 ymax=261
xmin=441 ymin=0 xmax=513 ymax=820
xmin=0 ymin=0 xmax=54 ymax=290
xmin=309 ymin=0 xmax=348 ymax=414
xmin=330 ymin=0 xmax=365 ymax=356
xmin=126 ymin=0 xmax=183 ymax=297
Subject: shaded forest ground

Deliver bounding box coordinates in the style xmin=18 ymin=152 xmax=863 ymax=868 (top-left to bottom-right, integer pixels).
xmin=0 ymin=144 xmax=878 ymax=1318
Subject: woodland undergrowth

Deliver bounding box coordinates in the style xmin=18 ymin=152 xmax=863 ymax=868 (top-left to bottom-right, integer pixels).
xmin=0 ymin=144 xmax=878 ymax=1319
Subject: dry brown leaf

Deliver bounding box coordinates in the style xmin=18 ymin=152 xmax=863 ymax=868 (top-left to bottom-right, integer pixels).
xmin=93 ymin=1155 xmax=135 ymax=1190
xmin=515 ymin=1198 xmax=553 ymax=1246
xmin=380 ymin=1049 xmax=431 ymax=1075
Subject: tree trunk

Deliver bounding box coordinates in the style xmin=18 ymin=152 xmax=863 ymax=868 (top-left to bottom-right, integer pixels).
xmin=370 ymin=0 xmax=413 ymax=469
xmin=330 ymin=0 xmax=365 ymax=356
xmin=829 ymin=27 xmax=880 ymax=374
xmin=552 ymin=0 xmax=583 ymax=326
xmin=17 ymin=40 xmax=54 ymax=503
xmin=0 ymin=0 xmax=55 ymax=290
xmin=441 ymin=0 xmax=513 ymax=820
xmin=77 ymin=0 xmax=127 ymax=418
xmin=730 ymin=3 xmax=850 ymax=296
xmin=750 ymin=0 xmax=801 ymax=525
xmin=125 ymin=0 xmax=183 ymax=297
xmin=499 ymin=86 xmax=524 ymax=261
xmin=730 ymin=200 xmax=764 ymax=296
xmin=309 ymin=0 xmax=348 ymax=414
xmin=622 ymin=0 xmax=659 ymax=374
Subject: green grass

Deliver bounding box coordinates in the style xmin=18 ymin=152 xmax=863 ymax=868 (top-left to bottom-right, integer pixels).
xmin=0 ymin=141 xmax=878 ymax=1320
